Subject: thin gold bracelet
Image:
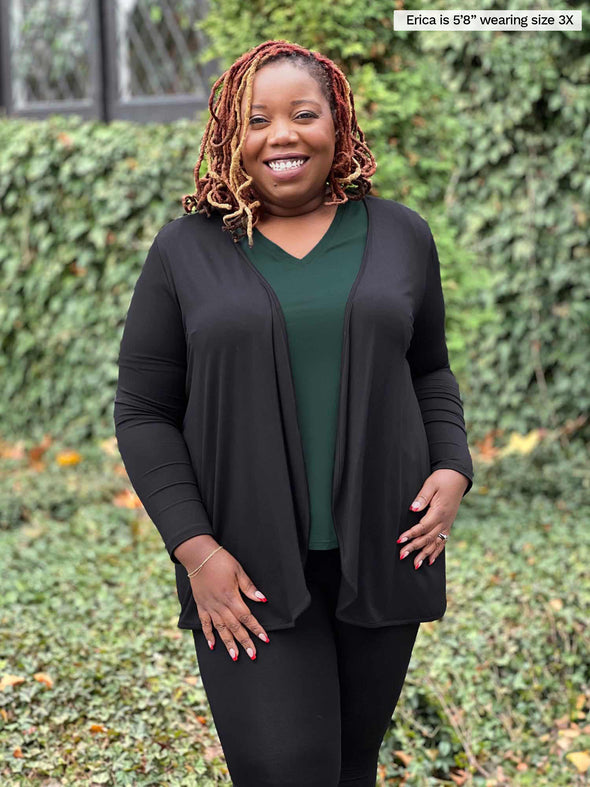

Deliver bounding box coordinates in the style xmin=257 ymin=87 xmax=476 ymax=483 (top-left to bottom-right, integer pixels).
xmin=186 ymin=545 xmax=224 ymax=579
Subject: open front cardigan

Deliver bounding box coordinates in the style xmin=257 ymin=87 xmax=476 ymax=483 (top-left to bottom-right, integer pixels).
xmin=113 ymin=194 xmax=474 ymax=631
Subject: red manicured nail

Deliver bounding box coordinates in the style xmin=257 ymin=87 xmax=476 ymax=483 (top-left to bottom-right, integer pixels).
xmin=208 ymin=640 xmax=214 ymax=650
xmin=400 ymin=552 xmax=408 ymax=560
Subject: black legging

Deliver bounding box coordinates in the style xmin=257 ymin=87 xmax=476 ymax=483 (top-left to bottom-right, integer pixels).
xmin=192 ymin=548 xmax=420 ymax=787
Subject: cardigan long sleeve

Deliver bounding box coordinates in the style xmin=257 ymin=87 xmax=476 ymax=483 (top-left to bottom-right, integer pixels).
xmin=113 ymin=237 xmax=215 ymax=563
xmin=405 ymin=232 xmax=473 ymax=496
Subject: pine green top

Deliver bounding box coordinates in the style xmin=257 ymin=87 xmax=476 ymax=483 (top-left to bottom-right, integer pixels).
xmin=239 ymin=198 xmax=368 ymax=549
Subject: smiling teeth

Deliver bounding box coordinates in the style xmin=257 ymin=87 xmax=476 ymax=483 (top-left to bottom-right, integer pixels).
xmin=268 ymin=158 xmax=306 ymax=171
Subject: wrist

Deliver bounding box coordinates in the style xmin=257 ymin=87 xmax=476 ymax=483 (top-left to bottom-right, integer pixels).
xmin=174 ymin=534 xmax=220 ymax=571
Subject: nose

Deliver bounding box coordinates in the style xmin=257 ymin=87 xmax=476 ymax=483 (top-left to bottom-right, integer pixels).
xmin=267 ymin=118 xmax=298 ymax=145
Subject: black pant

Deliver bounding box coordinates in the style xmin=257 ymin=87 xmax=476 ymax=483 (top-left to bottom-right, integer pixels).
xmin=192 ymin=548 xmax=420 ymax=787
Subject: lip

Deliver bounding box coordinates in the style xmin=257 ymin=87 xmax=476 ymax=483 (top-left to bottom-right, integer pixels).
xmin=264 ymin=156 xmax=310 ymax=180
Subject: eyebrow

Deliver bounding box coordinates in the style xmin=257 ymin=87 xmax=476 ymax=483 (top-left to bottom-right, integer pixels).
xmin=250 ymin=99 xmax=322 ymax=110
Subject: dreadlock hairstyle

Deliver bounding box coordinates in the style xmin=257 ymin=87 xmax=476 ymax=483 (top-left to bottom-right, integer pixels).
xmin=181 ymin=39 xmax=377 ymax=247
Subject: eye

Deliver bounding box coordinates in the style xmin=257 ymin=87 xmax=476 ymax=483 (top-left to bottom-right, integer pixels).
xmin=248 ymin=112 xmax=318 ymax=125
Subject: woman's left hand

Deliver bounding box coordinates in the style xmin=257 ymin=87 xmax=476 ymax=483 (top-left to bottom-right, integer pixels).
xmin=397 ymin=469 xmax=470 ymax=570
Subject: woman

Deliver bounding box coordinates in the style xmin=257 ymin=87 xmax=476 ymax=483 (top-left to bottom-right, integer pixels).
xmin=114 ymin=39 xmax=473 ymax=787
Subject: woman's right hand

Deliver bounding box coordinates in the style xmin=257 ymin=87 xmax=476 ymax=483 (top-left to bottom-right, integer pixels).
xmin=174 ymin=535 xmax=271 ymax=662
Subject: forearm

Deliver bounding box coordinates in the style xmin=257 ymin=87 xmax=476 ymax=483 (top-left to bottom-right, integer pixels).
xmin=114 ymin=415 xmax=215 ymax=560
xmin=412 ymin=365 xmax=474 ymax=496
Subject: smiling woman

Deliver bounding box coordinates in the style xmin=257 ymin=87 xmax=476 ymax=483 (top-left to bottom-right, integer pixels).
xmin=114 ymin=38 xmax=474 ymax=787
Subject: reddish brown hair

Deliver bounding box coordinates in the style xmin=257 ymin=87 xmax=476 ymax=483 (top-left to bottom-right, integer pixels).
xmin=182 ymin=39 xmax=377 ymax=246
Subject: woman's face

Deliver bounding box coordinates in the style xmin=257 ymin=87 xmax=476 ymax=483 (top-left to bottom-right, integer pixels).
xmin=239 ymin=60 xmax=337 ymax=217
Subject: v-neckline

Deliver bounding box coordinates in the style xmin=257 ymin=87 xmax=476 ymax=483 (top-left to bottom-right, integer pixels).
xmin=248 ymin=201 xmax=347 ymax=265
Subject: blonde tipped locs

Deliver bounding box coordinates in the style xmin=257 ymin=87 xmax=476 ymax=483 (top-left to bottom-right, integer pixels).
xmin=181 ymin=39 xmax=377 ymax=247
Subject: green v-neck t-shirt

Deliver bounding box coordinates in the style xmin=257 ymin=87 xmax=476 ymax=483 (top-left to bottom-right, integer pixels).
xmin=239 ymin=198 xmax=368 ymax=550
